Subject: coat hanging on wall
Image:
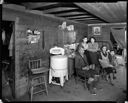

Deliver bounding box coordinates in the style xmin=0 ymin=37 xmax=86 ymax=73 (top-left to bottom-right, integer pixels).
xmin=2 ymin=30 xmax=6 ymax=45
xmin=8 ymin=33 xmax=14 ymax=57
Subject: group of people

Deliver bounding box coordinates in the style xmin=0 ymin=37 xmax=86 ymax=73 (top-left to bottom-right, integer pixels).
xmin=75 ymin=36 xmax=118 ymax=95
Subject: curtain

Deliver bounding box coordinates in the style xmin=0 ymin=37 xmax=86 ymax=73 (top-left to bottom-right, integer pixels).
xmin=111 ymin=28 xmax=126 ymax=49
xmin=110 ymin=31 xmax=117 ymax=44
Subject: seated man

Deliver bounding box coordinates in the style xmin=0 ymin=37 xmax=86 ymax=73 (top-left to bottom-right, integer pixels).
xmin=75 ymin=45 xmax=101 ymax=95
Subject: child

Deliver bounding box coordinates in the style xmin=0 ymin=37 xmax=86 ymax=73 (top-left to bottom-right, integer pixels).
xmin=110 ymin=50 xmax=118 ymax=79
xmin=110 ymin=50 xmax=118 ymax=67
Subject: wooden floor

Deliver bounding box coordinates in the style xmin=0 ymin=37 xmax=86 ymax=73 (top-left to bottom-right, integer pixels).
xmin=17 ymin=64 xmax=127 ymax=102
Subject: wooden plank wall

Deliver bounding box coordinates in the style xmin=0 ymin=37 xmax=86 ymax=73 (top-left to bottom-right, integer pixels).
xmin=87 ymin=24 xmax=126 ymax=49
xmin=2 ymin=8 xmax=88 ymax=98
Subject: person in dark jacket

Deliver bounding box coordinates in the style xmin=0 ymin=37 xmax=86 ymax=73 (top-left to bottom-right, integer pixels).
xmin=75 ymin=45 xmax=101 ymax=95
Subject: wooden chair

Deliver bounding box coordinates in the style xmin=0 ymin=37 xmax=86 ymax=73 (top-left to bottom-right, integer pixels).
xmin=2 ymin=61 xmax=12 ymax=102
xmin=74 ymin=67 xmax=88 ymax=89
xmin=99 ymin=59 xmax=109 ymax=80
xmin=99 ymin=65 xmax=107 ymax=80
xmin=28 ymin=59 xmax=49 ymax=101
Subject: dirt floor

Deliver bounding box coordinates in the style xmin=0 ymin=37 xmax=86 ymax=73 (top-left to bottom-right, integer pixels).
xmin=17 ymin=65 xmax=127 ymax=102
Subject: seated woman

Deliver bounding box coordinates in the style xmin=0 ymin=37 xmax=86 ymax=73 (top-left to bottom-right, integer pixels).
xmin=75 ymin=45 xmax=101 ymax=95
xmin=87 ymin=37 xmax=100 ymax=74
xmin=80 ymin=36 xmax=88 ymax=51
xmin=79 ymin=36 xmax=90 ymax=63
xmin=99 ymin=45 xmax=116 ymax=85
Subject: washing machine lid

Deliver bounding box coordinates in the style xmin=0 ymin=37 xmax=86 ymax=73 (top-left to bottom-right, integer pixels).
xmin=50 ymin=46 xmax=65 ymax=55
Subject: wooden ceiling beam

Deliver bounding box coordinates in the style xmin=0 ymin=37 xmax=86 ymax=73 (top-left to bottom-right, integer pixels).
xmin=74 ymin=18 xmax=99 ymax=20
xmin=78 ymin=20 xmax=104 ymax=24
xmin=88 ymin=22 xmax=126 ymax=26
xmin=43 ymin=7 xmax=78 ymax=14
xmin=24 ymin=2 xmax=59 ymax=9
xmin=70 ymin=18 xmax=99 ymax=21
xmin=66 ymin=15 xmax=94 ymax=19
xmin=33 ymin=2 xmax=78 ymax=10
xmin=56 ymin=12 xmax=86 ymax=16
xmin=58 ymin=14 xmax=87 ymax=17
xmin=44 ymin=8 xmax=80 ymax=14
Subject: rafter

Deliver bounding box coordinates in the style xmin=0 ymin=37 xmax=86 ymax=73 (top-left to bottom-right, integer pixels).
xmin=66 ymin=15 xmax=93 ymax=19
xmin=24 ymin=2 xmax=59 ymax=9
xmin=43 ymin=7 xmax=78 ymax=14
xmin=70 ymin=18 xmax=99 ymax=20
xmin=56 ymin=12 xmax=86 ymax=16
xmin=44 ymin=8 xmax=80 ymax=14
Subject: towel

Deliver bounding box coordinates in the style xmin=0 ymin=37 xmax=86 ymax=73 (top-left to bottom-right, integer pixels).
xmin=99 ymin=59 xmax=113 ymax=68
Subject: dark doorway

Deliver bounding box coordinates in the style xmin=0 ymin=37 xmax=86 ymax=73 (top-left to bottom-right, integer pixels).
xmin=2 ymin=21 xmax=13 ymax=60
xmin=2 ymin=20 xmax=15 ymax=101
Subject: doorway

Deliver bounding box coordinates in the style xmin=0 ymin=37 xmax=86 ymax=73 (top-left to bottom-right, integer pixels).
xmin=2 ymin=20 xmax=15 ymax=100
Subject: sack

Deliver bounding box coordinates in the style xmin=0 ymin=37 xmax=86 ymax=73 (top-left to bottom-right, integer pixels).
xmin=99 ymin=59 xmax=113 ymax=68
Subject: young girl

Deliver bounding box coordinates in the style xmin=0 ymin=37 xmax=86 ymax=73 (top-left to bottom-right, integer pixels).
xmin=80 ymin=36 xmax=88 ymax=51
xmin=87 ymin=37 xmax=100 ymax=74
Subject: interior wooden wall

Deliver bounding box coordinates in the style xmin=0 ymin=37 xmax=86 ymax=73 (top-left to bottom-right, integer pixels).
xmin=88 ymin=24 xmax=126 ymax=49
xmin=2 ymin=8 xmax=88 ymax=98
